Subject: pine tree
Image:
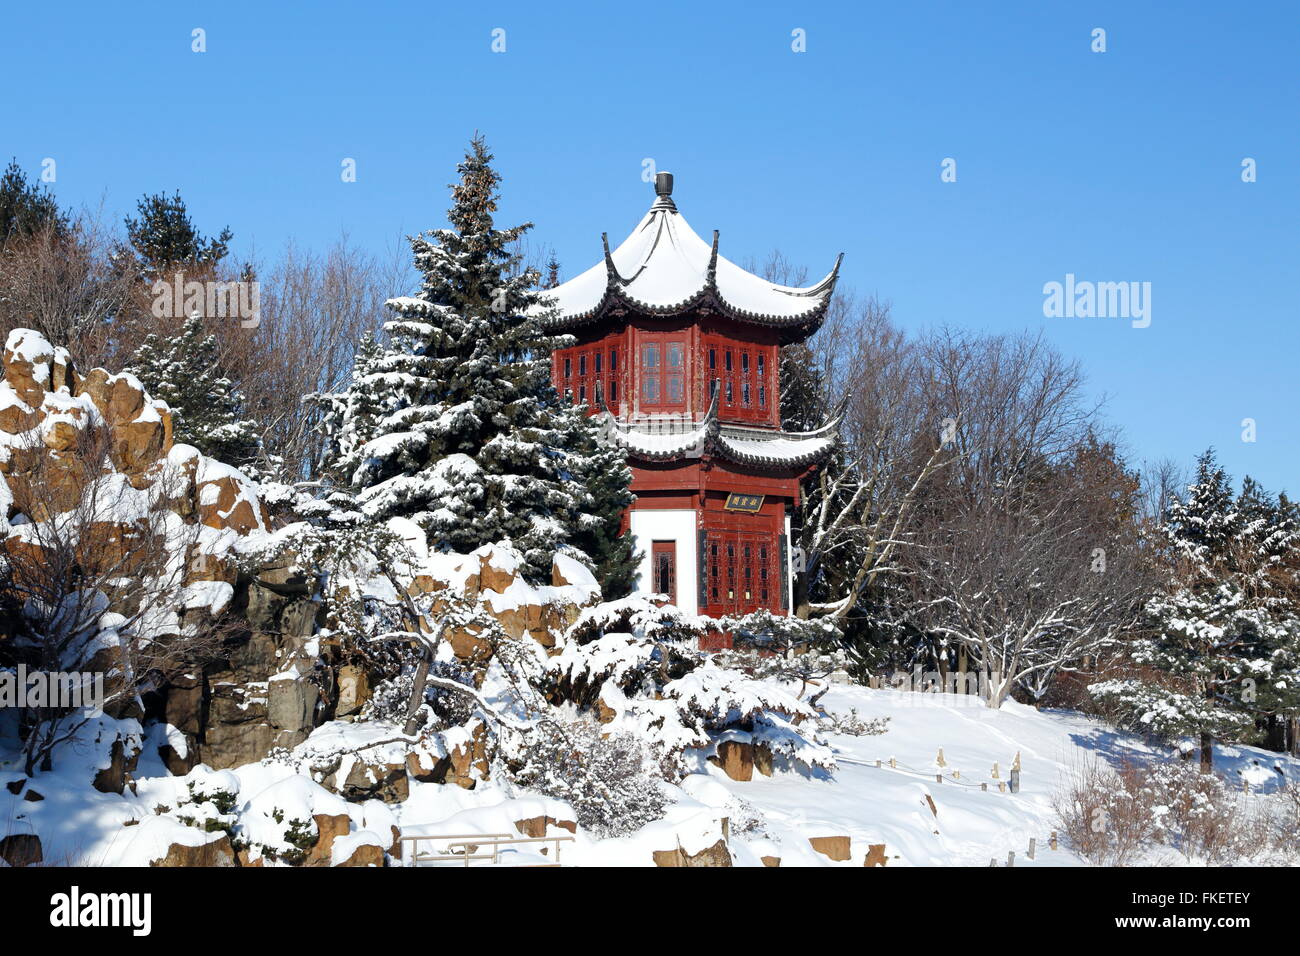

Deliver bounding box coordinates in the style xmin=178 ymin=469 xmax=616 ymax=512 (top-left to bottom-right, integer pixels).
xmin=127 ymin=314 xmax=260 ymax=466
xmin=124 ymin=190 xmax=232 ymax=275
xmin=315 ymin=136 xmax=634 ymax=585
xmin=0 ymin=159 xmax=67 ymax=249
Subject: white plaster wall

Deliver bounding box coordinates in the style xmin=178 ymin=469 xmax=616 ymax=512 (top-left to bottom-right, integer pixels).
xmin=628 ymin=509 xmax=698 ymax=615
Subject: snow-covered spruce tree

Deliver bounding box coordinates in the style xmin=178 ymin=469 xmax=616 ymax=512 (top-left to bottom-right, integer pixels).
xmin=309 ymin=329 xmax=386 ymax=487
xmin=1090 ymin=450 xmax=1300 ymax=769
xmin=546 ymin=401 xmax=636 ymax=597
xmin=316 ymin=136 xmax=634 ymax=584
xmin=127 ymin=314 xmax=260 ymax=467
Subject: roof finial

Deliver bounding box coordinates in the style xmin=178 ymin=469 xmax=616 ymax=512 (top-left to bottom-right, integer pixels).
xmin=654 ymin=171 xmax=673 ymax=197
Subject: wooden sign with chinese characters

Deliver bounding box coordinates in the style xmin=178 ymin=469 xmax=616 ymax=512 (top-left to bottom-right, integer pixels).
xmin=723 ymin=493 xmax=765 ymax=513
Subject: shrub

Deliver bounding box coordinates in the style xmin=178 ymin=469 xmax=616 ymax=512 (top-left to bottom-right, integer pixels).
xmin=1052 ymin=756 xmax=1252 ymax=865
xmin=507 ymin=716 xmax=668 ymax=838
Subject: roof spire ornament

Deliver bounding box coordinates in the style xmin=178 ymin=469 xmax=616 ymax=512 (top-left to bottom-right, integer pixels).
xmin=652 ymin=171 xmax=676 ymax=211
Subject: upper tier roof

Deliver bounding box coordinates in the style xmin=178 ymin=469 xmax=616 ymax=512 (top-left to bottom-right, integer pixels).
xmin=539 ymin=172 xmax=842 ymax=343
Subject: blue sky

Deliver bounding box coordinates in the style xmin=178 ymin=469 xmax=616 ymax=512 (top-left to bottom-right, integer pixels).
xmin=3 ymin=1 xmax=1296 ymax=493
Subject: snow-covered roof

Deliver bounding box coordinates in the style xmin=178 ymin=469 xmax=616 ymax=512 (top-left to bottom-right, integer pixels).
xmin=603 ymin=391 xmax=841 ymax=470
xmin=539 ymin=173 xmax=841 ymax=342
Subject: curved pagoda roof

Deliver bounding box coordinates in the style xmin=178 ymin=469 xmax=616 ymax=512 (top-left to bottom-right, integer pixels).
xmin=540 ymin=172 xmax=842 ymax=343
xmin=601 ymin=390 xmax=843 ymax=471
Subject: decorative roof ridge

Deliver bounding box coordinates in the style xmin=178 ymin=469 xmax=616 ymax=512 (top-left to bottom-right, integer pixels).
xmin=705 ymin=230 xmax=720 ymax=288
xmin=601 ymin=232 xmax=627 ymax=287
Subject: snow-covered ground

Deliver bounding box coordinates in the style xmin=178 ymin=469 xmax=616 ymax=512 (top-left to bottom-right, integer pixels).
xmin=4 ymin=685 xmax=1297 ymax=867
xmin=703 ymin=684 xmax=1300 ymax=867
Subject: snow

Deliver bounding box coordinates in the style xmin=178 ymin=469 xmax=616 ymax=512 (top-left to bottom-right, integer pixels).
xmin=552 ymin=551 xmax=597 ymax=588
xmin=5 ymin=684 xmax=1299 ymax=866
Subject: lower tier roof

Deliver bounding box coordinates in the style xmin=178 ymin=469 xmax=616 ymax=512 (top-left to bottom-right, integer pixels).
xmin=600 ymin=390 xmax=841 ymax=470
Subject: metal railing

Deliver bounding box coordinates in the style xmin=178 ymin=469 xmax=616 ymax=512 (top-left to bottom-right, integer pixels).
xmin=400 ymin=832 xmax=575 ymax=867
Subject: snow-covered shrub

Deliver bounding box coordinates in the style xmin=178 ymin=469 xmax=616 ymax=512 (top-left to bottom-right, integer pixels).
xmin=1053 ymin=757 xmax=1252 ymax=865
xmin=715 ymin=611 xmax=852 ymax=699
xmin=545 ymin=598 xmax=835 ymax=782
xmin=546 ymin=606 xmax=702 ymax=710
xmin=818 ymin=708 xmax=890 ymax=737
xmin=564 ymin=594 xmax=717 ymax=648
xmin=1051 ymin=756 xmax=1159 ymax=866
xmin=609 ymin=662 xmax=835 ymax=780
xmin=505 ymin=715 xmax=667 ymax=838
xmin=169 ymin=777 xmax=240 ymax=838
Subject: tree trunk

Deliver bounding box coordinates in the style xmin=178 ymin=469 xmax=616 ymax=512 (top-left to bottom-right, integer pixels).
xmin=793 ymin=569 xmax=811 ymax=620
xmin=402 ymin=651 xmax=431 ymax=736
xmin=1199 ymin=731 xmax=1213 ymax=772
xmin=986 ymin=672 xmax=1012 ymax=709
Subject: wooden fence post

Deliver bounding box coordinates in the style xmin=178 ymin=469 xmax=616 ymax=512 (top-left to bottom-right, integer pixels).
xmin=1028 ymin=838 xmax=1036 ymax=860
xmin=1009 ymin=768 xmax=1020 ymax=793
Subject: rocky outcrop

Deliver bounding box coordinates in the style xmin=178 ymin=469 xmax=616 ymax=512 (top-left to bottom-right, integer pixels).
xmin=0 ymin=329 xmax=304 ymax=773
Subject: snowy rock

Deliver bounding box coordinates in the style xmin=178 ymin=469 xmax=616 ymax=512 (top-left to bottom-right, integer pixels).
xmin=863 ymin=843 xmax=888 ymax=867
xmin=0 ymin=833 xmax=42 ymax=867
xmin=652 ymin=838 xmax=732 ymax=867
xmin=709 ymin=736 xmax=755 ymax=782
xmin=332 ymin=831 xmax=386 ymax=867
xmin=2 ymin=328 xmax=55 ymax=406
xmin=336 ymin=664 xmax=372 ymax=717
xmin=513 ymin=814 xmax=577 ymax=838
xmin=808 ymin=835 xmax=852 ymax=862
xmin=268 ymin=675 xmax=318 ymax=735
xmin=149 ymin=833 xmax=237 ymax=868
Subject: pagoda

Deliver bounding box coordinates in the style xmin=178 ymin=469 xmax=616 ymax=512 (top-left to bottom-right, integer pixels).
xmin=543 ymin=172 xmax=843 ymax=635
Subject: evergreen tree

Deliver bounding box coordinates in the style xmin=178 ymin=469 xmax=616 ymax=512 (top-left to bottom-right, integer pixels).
xmin=549 ymin=402 xmax=637 ymax=597
xmin=779 ymin=342 xmax=829 ymax=433
xmin=0 ymin=159 xmax=67 ymax=248
xmin=313 ymin=330 xmax=386 ymax=485
xmin=314 ymin=137 xmax=635 ymax=585
xmin=127 ymin=314 xmax=260 ymax=466
xmin=124 ymin=190 xmax=232 ymax=275
xmin=1090 ymin=450 xmax=1300 ymax=768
